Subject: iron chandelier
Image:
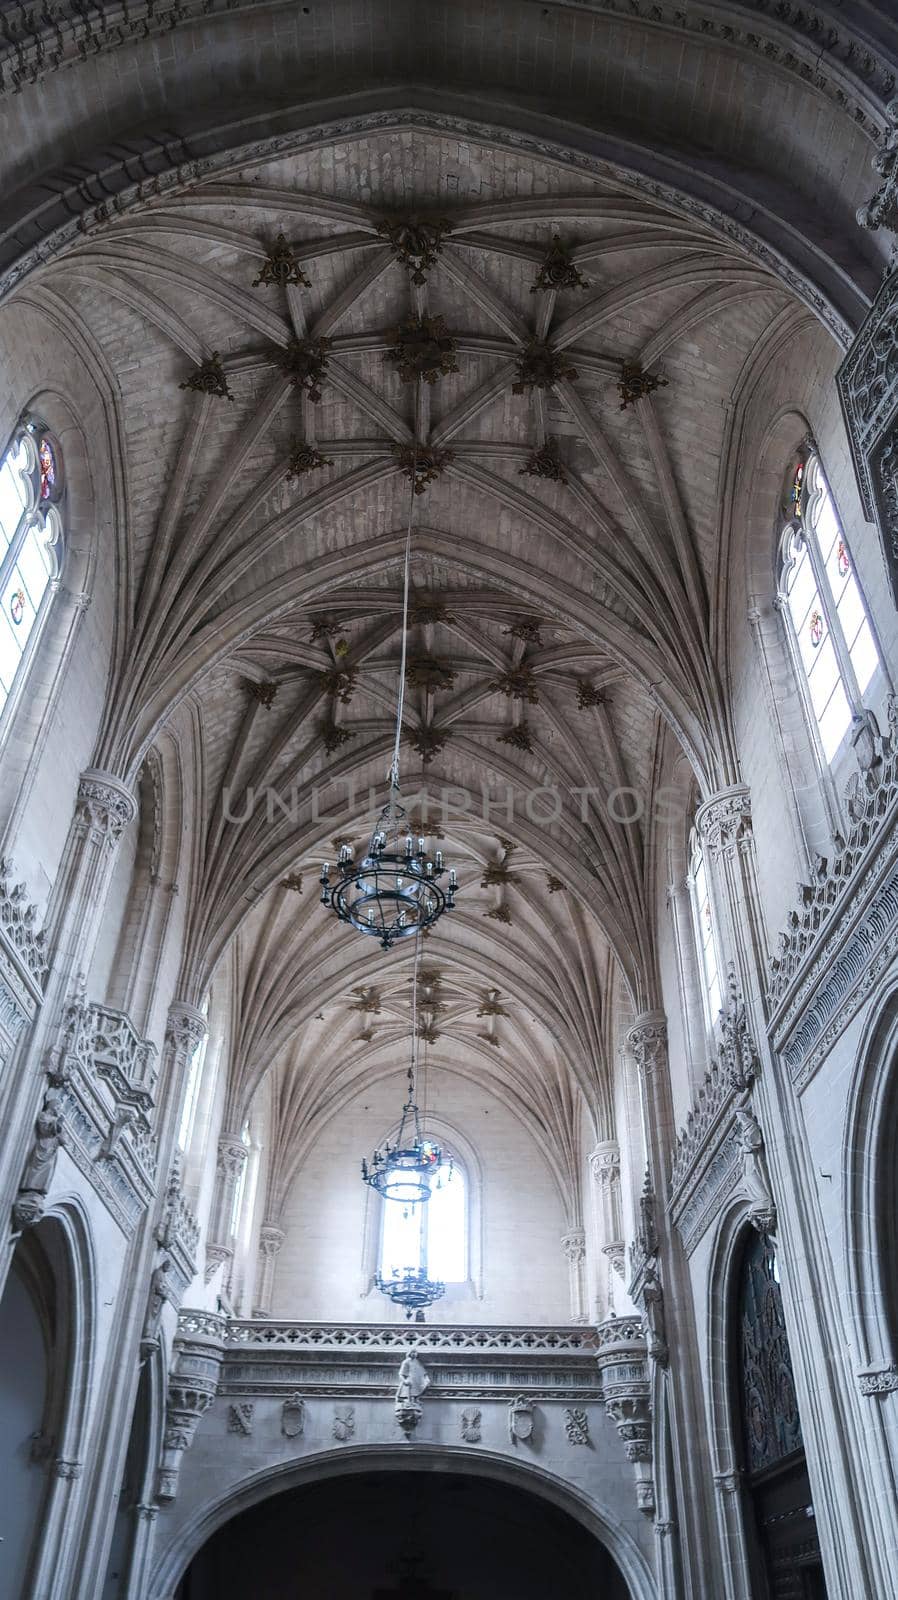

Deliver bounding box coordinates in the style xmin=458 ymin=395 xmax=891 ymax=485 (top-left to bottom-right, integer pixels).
xmin=318 ymin=420 xmax=458 ymax=949
xmin=361 ymin=1063 xmax=445 ymax=1205
xmin=374 ymin=1265 xmax=446 ymax=1319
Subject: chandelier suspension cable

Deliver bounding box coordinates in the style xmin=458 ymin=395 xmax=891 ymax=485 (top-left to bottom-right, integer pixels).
xmin=388 ymin=389 xmax=419 ymax=792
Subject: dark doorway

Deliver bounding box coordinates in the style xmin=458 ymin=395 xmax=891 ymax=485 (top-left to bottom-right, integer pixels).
xmin=175 ymin=1468 xmax=633 ymax=1600
xmin=734 ymin=1232 xmax=828 ymax=1600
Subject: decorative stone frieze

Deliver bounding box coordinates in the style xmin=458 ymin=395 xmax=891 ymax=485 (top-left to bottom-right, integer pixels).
xmin=768 ymin=702 xmax=898 ymax=1087
xmin=857 ymin=1364 xmax=898 ymax=1396
xmin=219 ymin=1320 xmax=601 ymax=1400
xmin=669 ymin=975 xmax=773 ymax=1250
xmin=857 ymin=101 xmax=898 ymax=247
xmin=838 ymin=269 xmax=898 ymax=604
xmin=563 ymin=1407 xmax=589 ymax=1444
xmin=157 ymin=1312 xmax=226 ymax=1501
xmin=155 ymin=1154 xmax=201 ymax=1295
xmin=75 ymin=769 xmax=137 ymax=848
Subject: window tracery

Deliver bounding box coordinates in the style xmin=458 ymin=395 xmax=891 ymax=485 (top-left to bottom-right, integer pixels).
xmin=0 ymin=422 xmax=64 ymax=716
xmin=379 ymin=1159 xmax=466 ymax=1286
xmin=778 ymin=451 xmax=881 ymax=763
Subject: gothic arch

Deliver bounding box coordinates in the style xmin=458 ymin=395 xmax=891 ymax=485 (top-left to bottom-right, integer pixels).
xmin=146 ymin=1444 xmax=657 ymax=1600
xmin=843 ymin=983 xmax=898 ymax=1378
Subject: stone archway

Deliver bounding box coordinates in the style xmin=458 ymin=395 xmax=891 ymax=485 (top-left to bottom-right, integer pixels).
xmin=173 ymin=1464 xmax=636 ymax=1600
xmin=149 ymin=1446 xmax=657 ymax=1600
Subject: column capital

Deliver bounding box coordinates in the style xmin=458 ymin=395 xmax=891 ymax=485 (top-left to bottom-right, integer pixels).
xmin=165 ymin=1000 xmax=208 ymax=1058
xmin=75 ymin=768 xmax=136 ymax=847
xmin=560 ymin=1227 xmax=586 ymax=1264
xmin=588 ymin=1139 xmax=620 ymax=1184
xmin=626 ymin=1012 xmax=667 ymax=1076
xmin=259 ymin=1222 xmax=286 ymax=1258
xmin=695 ymin=785 xmax=752 ymax=860
xmin=216 ymin=1135 xmax=249 ymax=1182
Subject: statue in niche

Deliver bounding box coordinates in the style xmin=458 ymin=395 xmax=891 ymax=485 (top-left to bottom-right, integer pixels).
xmin=14 ymin=1088 xmax=65 ymax=1225
xmin=642 ymin=1264 xmax=668 ymax=1366
xmin=735 ymin=1106 xmax=777 ymax=1236
xmin=142 ymin=1256 xmax=172 ymax=1347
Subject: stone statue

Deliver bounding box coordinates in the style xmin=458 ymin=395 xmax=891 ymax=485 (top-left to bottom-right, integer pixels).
xmin=142 ymin=1256 xmax=172 ymax=1346
xmin=642 ymin=1264 xmax=668 ymax=1366
xmin=735 ymin=1107 xmax=777 ymax=1237
xmin=395 ymin=1352 xmax=430 ymax=1408
xmin=394 ymin=1352 xmax=429 ymax=1436
xmin=14 ymin=1089 xmax=65 ymax=1226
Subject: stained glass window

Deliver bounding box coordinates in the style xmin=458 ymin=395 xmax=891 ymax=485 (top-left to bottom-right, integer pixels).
xmin=379 ymin=1160 xmax=466 ymax=1284
xmin=779 ymin=452 xmax=880 ymax=763
xmin=0 ymin=423 xmax=64 ymax=718
xmin=737 ymin=1233 xmax=804 ymax=1476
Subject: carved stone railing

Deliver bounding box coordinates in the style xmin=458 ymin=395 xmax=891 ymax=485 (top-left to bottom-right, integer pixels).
xmin=218 ymin=1319 xmax=601 ymax=1400
xmin=15 ymin=993 xmax=160 ymax=1234
xmin=767 ymin=711 xmax=898 ymax=1088
xmin=227 ymin=1321 xmax=596 ymax=1353
xmin=0 ymin=857 xmax=46 ymax=1064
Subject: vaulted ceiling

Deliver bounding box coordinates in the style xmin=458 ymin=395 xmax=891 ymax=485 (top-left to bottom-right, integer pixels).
xmin=9 ymin=121 xmax=847 ymax=1163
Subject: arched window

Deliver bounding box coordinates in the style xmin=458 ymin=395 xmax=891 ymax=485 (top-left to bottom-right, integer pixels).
xmin=379 ymin=1161 xmax=466 ymax=1284
xmin=688 ymin=828 xmax=722 ymax=1026
xmin=778 ymin=450 xmax=881 ymax=764
xmin=0 ymin=423 xmax=64 ymax=718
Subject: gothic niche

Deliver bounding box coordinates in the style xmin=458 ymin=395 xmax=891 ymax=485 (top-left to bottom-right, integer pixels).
xmin=733 ymin=1233 xmax=828 ymax=1596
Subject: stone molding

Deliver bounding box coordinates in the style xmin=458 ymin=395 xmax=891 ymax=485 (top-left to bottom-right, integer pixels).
xmin=0 ymin=0 xmax=891 ymax=151
xmin=768 ymin=705 xmax=898 ymax=1088
xmin=75 ymin=769 xmax=136 ymax=848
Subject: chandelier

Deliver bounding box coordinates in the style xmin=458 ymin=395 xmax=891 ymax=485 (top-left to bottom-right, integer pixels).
xmin=361 ymin=1063 xmax=444 ymax=1205
xmin=319 ymin=424 xmax=458 ymax=949
xmin=374 ymin=1265 xmax=446 ymax=1319
xmin=320 ymin=786 xmax=455 ymax=949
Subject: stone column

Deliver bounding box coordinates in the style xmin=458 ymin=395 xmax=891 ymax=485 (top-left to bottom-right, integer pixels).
xmin=588 ymin=1141 xmax=629 ymax=1319
xmin=205 ymin=1134 xmax=248 ymax=1287
xmin=696 ymin=786 xmax=767 ymax=1013
xmin=665 ymin=877 xmax=708 ymax=1085
xmin=253 ymin=1222 xmax=285 ymax=1318
xmin=626 ymin=1012 xmax=723 ymax=1600
xmin=561 ymin=1228 xmax=587 ymax=1324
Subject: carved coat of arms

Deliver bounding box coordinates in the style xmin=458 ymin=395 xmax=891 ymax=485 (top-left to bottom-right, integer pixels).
xmin=508 ymin=1394 xmax=535 ymax=1445
xmin=333 ymin=1405 xmax=355 ymax=1442
xmin=281 ymin=1393 xmax=305 ymax=1439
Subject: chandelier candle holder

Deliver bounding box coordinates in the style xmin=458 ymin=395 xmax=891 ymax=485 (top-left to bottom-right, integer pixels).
xmin=319 ymin=407 xmax=458 ymax=949
xmin=374 ymin=1266 xmax=446 ymax=1319
xmin=361 ymin=1065 xmax=447 ymax=1205
xmin=319 ymin=789 xmax=456 ymax=949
